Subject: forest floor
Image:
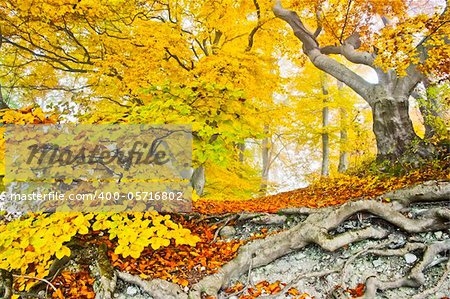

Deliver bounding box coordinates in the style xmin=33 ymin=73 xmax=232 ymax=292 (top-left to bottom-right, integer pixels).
xmin=10 ymin=160 xmax=450 ymax=299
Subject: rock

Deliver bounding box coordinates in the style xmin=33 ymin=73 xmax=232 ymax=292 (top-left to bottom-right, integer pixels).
xmin=434 ymin=231 xmax=443 ymax=239
xmin=404 ymin=253 xmax=417 ymax=264
xmin=126 ymin=286 xmax=138 ymax=296
xmin=372 ymin=259 xmax=383 ymax=268
xmin=219 ymin=226 xmax=237 ymax=238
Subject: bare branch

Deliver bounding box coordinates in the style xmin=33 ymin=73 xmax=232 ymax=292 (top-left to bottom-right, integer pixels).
xmin=273 ymin=0 xmax=373 ymax=101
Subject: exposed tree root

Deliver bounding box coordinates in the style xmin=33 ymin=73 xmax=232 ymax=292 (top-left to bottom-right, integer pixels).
xmin=379 ymin=180 xmax=450 ymax=206
xmin=363 ymin=240 xmax=450 ymax=298
xmin=114 ymin=181 xmax=450 ymax=299
xmin=411 ymin=258 xmax=450 ymax=299
xmin=189 ymin=202 xmax=448 ymax=297
xmin=4 ymin=181 xmax=447 ymax=299
xmin=118 ymin=271 xmax=188 ymax=299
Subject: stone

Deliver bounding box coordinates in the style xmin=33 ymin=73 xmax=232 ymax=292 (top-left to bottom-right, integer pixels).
xmin=126 ymin=286 xmax=138 ymax=296
xmin=434 ymin=231 xmax=443 ymax=239
xmin=219 ymin=226 xmax=237 ymax=238
xmin=372 ymin=259 xmax=383 ymax=268
xmin=404 ymin=253 xmax=417 ymax=264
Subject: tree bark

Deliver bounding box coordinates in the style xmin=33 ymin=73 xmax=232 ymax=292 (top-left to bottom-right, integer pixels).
xmin=338 ymin=108 xmax=349 ymax=172
xmin=337 ymin=80 xmax=349 ymax=173
xmin=370 ymin=96 xmax=433 ymax=162
xmin=0 ymin=84 xmax=8 ymax=110
xmin=191 ymin=166 xmax=205 ymax=196
xmin=260 ymin=126 xmax=270 ymax=193
xmin=321 ymin=75 xmax=330 ymax=177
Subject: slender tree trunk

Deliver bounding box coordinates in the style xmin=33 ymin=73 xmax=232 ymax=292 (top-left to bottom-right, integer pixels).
xmin=0 ymin=84 xmax=8 ymax=109
xmin=260 ymin=126 xmax=270 ymax=193
xmin=338 ymin=107 xmax=349 ymax=173
xmin=337 ymin=81 xmax=348 ymax=173
xmin=370 ymin=96 xmax=434 ymax=162
xmin=321 ymin=76 xmax=330 ymax=177
xmin=237 ymin=143 xmax=245 ymax=163
xmin=191 ymin=166 xmax=205 ymax=196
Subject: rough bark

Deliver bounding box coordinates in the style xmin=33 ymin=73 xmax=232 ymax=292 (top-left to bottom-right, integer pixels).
xmin=370 ymin=96 xmax=431 ymax=162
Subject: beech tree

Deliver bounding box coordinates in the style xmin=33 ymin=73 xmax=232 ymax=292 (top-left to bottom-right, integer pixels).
xmin=273 ymin=0 xmax=450 ymax=162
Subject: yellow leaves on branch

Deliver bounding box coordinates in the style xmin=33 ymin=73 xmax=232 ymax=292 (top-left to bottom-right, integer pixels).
xmin=374 ymin=10 xmax=450 ymax=77
xmin=0 ymin=212 xmax=200 ymax=290
xmin=93 ymin=212 xmax=200 ymax=258
xmin=0 ymin=213 xmax=92 ymax=291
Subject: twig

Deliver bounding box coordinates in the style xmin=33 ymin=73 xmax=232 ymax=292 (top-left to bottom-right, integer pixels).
xmin=12 ymin=274 xmax=57 ymax=292
xmin=212 ymin=215 xmax=238 ymax=243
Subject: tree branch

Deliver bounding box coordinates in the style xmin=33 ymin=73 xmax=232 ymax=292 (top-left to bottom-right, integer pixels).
xmin=273 ymin=0 xmax=373 ymax=101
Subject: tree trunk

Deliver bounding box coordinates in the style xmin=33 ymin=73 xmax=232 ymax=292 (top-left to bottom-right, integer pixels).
xmin=337 ymin=81 xmax=348 ymax=173
xmin=338 ymin=107 xmax=349 ymax=173
xmin=191 ymin=166 xmax=205 ymax=196
xmin=321 ymin=76 xmax=330 ymax=177
xmin=370 ymin=97 xmax=434 ymax=162
xmin=0 ymin=84 xmax=8 ymax=110
xmin=237 ymin=143 xmax=245 ymax=163
xmin=260 ymin=126 xmax=270 ymax=193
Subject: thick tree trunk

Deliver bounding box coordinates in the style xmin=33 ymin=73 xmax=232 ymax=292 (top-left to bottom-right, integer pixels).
xmin=370 ymin=97 xmax=434 ymax=162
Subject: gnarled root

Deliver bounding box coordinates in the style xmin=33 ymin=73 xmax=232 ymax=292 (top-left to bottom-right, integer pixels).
xmin=118 ymin=272 xmax=188 ymax=299
xmin=116 ymin=181 xmax=450 ymax=299
xmin=363 ymin=240 xmax=450 ymax=298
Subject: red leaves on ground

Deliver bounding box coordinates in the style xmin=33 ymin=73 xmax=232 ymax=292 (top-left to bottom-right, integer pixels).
xmin=345 ymin=283 xmax=365 ymax=298
xmin=194 ymin=162 xmax=450 ymax=214
xmin=49 ymin=161 xmax=448 ymax=298
xmin=225 ymin=280 xmax=313 ymax=298
xmin=52 ymin=268 xmax=95 ymax=299
xmin=88 ymin=216 xmax=244 ymax=287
